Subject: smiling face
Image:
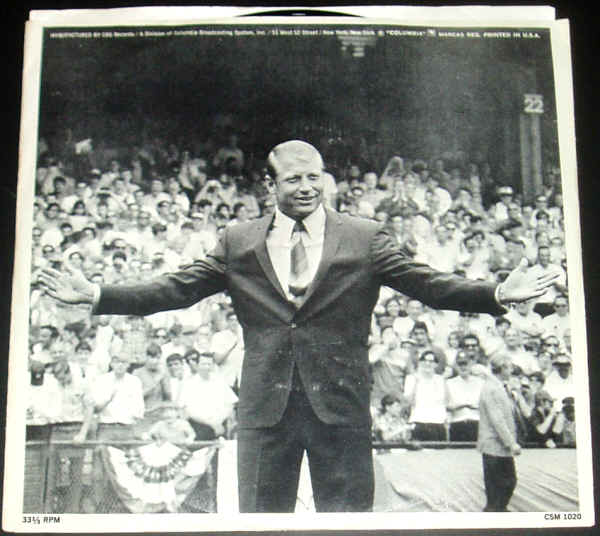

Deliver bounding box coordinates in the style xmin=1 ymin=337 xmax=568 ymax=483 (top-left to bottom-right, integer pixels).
xmin=270 ymin=141 xmax=323 ymax=220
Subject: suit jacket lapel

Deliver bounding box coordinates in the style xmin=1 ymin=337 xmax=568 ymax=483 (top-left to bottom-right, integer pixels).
xmin=252 ymin=213 xmax=289 ymax=302
xmin=296 ymin=208 xmax=343 ymax=311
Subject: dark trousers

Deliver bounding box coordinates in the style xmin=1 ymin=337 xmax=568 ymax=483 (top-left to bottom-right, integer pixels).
xmin=449 ymin=420 xmax=479 ymax=442
xmin=412 ymin=422 xmax=446 ymax=441
xmin=482 ymin=454 xmax=517 ymax=512
xmin=237 ymin=387 xmax=374 ymax=513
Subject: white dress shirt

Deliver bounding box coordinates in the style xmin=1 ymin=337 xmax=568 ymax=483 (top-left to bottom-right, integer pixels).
xmin=266 ymin=205 xmax=326 ymax=301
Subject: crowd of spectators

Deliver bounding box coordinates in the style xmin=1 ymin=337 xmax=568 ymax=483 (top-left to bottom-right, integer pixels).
xmin=26 ymin=127 xmax=575 ymax=454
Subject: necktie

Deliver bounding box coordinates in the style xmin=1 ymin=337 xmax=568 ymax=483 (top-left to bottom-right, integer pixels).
xmin=289 ymin=220 xmax=310 ymax=302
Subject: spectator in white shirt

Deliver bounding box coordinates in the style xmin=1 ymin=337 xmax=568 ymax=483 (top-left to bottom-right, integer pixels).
xmin=502 ymin=327 xmax=540 ymax=376
xmin=404 ymin=350 xmax=448 ymax=441
xmin=541 ymin=294 xmax=570 ymax=339
xmin=393 ymin=299 xmax=435 ymax=341
xmin=505 ymin=299 xmax=544 ymax=338
xmin=447 ymin=351 xmax=484 ymax=441
xmin=529 ymin=246 xmax=567 ymax=317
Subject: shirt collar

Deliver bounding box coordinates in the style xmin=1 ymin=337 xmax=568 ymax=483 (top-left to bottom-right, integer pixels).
xmin=273 ymin=204 xmax=326 ymax=240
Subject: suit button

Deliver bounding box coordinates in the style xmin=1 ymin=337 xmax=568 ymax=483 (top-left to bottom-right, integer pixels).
xmin=291 ymin=322 xmax=297 ymax=328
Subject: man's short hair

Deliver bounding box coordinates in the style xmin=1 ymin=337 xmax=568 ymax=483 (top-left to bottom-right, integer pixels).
xmin=266 ymin=140 xmax=323 ymax=180
xmin=146 ymin=342 xmax=162 ymax=357
xmin=166 ymin=353 xmax=183 ymax=364
xmin=411 ymin=321 xmax=428 ymax=333
xmin=184 ymin=349 xmax=200 ymax=362
xmin=152 ymin=223 xmax=167 ymax=235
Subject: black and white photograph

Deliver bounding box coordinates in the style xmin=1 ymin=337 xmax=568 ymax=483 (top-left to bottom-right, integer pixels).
xmin=2 ymin=6 xmax=595 ymax=532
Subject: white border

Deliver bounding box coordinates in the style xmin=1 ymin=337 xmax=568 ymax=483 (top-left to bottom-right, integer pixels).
xmin=4 ymin=7 xmax=593 ymax=532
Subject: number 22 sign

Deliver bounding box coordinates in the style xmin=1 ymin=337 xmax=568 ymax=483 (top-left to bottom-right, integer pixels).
xmin=524 ymin=93 xmax=544 ymax=114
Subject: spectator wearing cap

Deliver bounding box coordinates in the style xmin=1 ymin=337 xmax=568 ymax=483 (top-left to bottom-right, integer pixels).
xmin=404 ymin=350 xmax=448 ymax=441
xmin=490 ymin=185 xmax=514 ymax=223
xmin=544 ymin=353 xmax=574 ymax=410
xmin=528 ymin=245 xmax=567 ymax=317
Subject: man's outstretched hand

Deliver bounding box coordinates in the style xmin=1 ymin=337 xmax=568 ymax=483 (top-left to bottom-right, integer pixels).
xmin=38 ymin=266 xmax=97 ymax=305
xmin=498 ymin=258 xmax=560 ymax=304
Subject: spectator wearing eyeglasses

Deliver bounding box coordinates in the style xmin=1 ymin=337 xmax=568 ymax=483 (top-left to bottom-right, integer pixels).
xmin=460 ymin=333 xmax=488 ymax=366
xmin=447 ymin=351 xmax=484 ymax=441
xmin=404 ymin=350 xmax=449 ymax=441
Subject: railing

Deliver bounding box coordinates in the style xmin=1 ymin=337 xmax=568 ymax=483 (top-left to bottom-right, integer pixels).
xmin=24 ymin=438 xmax=576 ymax=514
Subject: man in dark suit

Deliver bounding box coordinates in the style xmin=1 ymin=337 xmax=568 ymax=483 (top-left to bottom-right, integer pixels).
xmin=477 ymin=354 xmax=522 ymax=511
xmin=40 ymin=140 xmax=557 ymax=513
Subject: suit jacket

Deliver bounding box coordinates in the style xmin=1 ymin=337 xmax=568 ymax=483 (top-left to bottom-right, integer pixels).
xmin=477 ymin=375 xmax=518 ymax=457
xmin=96 ymin=209 xmax=504 ymax=429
